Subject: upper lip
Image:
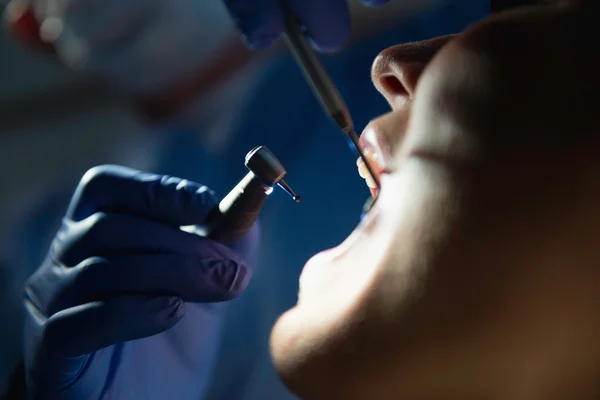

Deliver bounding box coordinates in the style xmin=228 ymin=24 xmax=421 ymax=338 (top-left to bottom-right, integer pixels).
xmin=358 ymin=103 xmax=413 ymax=183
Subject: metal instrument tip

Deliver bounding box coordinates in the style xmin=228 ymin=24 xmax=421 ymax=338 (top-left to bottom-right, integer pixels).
xmin=278 ymin=180 xmax=301 ymax=203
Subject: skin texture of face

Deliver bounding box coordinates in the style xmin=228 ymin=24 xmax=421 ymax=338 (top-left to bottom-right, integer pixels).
xmin=270 ymin=1 xmax=600 ymax=399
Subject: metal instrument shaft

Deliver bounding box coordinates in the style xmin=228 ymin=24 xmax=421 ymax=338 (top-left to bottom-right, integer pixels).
xmin=282 ymin=7 xmax=380 ymax=189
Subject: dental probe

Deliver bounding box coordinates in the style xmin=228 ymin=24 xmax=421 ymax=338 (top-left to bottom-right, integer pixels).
xmin=282 ymin=7 xmax=381 ymax=190
xmin=201 ymin=146 xmax=300 ymax=243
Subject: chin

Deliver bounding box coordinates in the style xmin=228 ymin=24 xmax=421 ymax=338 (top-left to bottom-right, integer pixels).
xmin=269 ymin=308 xmax=324 ymax=398
xmin=269 ymin=300 xmax=342 ymax=395
xmin=270 ymin=312 xmax=299 ymax=382
xmin=269 ymin=287 xmax=382 ymax=400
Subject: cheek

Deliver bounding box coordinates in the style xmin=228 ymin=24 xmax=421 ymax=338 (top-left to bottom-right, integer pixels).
xmin=404 ymin=63 xmax=482 ymax=164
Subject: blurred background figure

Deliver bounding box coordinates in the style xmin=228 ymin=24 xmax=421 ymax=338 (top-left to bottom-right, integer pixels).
xmin=0 ymin=0 xmax=489 ymax=398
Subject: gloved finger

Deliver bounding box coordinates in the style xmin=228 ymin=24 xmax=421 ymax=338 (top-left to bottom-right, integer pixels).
xmin=49 ymin=254 xmax=251 ymax=314
xmin=31 ymin=295 xmax=183 ymax=361
xmin=361 ymin=0 xmax=392 ymax=6
xmin=65 ymin=165 xmax=219 ymax=226
xmin=287 ymin=0 xmax=351 ymax=52
xmin=223 ymin=0 xmax=283 ymax=49
xmin=54 ymin=212 xmax=249 ymax=267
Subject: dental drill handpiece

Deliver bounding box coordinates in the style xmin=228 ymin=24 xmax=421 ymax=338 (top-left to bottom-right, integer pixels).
xmin=281 ymin=6 xmax=380 ymax=190
xmin=203 ymin=146 xmax=300 ymax=243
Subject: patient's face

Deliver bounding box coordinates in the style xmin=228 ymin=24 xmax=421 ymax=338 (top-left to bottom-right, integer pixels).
xmin=271 ymin=1 xmax=600 ymax=399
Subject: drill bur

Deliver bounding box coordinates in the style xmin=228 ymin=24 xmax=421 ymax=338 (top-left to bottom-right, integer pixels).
xmin=278 ymin=180 xmax=301 ymax=202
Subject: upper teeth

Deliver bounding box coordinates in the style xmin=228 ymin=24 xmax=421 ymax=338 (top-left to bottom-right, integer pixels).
xmin=357 ymin=157 xmax=378 ymax=189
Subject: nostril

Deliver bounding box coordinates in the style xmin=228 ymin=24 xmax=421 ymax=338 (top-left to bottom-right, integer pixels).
xmin=381 ymin=75 xmax=408 ymax=97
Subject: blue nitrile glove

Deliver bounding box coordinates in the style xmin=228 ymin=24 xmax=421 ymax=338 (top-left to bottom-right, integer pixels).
xmin=223 ymin=0 xmax=392 ymax=51
xmin=23 ymin=165 xmax=259 ymax=400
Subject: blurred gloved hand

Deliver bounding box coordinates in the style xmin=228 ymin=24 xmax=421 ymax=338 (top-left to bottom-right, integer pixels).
xmin=224 ymin=0 xmax=391 ymax=51
xmin=23 ymin=165 xmax=259 ymax=400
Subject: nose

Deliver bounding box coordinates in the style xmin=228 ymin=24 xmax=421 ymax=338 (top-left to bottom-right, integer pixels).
xmin=371 ymin=35 xmax=456 ymax=109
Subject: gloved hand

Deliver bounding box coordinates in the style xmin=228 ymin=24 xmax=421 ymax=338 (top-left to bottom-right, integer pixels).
xmin=224 ymin=0 xmax=391 ymax=51
xmin=23 ymin=165 xmax=259 ymax=400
